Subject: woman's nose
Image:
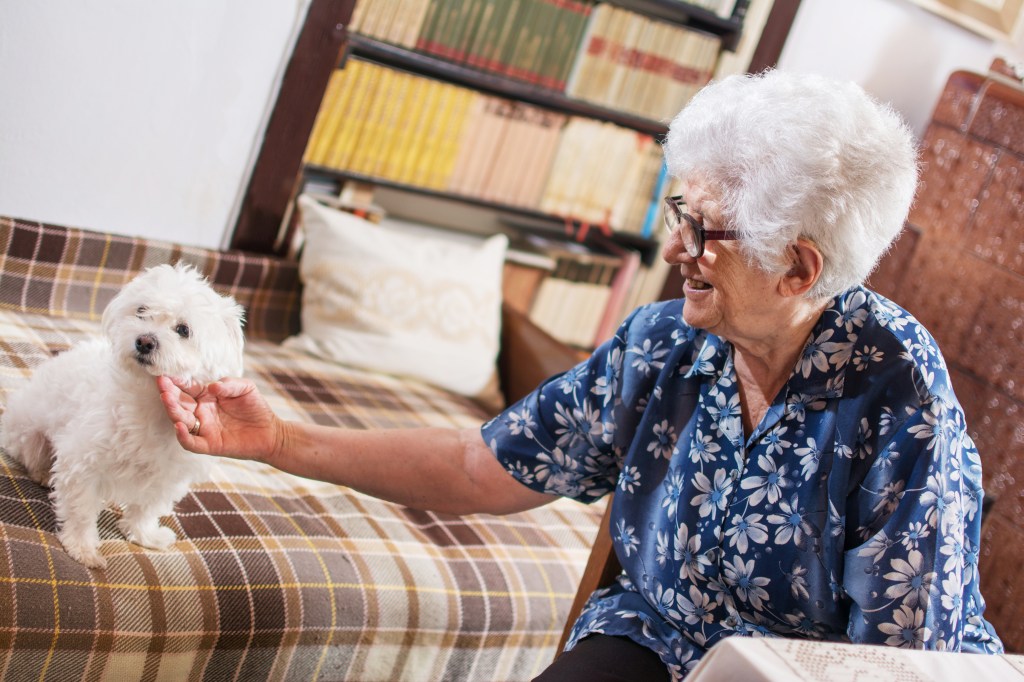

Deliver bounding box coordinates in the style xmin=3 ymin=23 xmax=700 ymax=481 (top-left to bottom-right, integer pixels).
xmin=662 ymin=230 xmax=696 ymax=264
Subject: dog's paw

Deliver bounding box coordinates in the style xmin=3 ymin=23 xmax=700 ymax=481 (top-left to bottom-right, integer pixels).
xmin=60 ymin=536 xmax=107 ymax=569
xmin=25 ymin=466 xmax=52 ymax=488
xmin=120 ymin=521 xmax=177 ymax=551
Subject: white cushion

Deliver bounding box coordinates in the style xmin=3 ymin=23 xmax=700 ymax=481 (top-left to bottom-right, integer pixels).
xmin=286 ymin=195 xmax=508 ymax=400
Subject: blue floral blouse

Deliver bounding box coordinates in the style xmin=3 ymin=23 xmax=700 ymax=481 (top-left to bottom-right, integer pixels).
xmin=482 ymin=286 xmax=1003 ymax=678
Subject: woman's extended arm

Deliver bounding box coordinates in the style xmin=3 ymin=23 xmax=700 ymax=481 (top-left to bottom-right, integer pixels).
xmin=156 ymin=376 xmax=553 ymax=516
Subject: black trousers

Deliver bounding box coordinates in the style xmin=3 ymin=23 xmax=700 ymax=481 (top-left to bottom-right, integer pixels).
xmin=533 ymin=634 xmax=671 ymax=682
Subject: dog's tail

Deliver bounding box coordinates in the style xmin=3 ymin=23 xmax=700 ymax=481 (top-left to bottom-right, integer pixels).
xmin=1 ymin=399 xmax=55 ymax=486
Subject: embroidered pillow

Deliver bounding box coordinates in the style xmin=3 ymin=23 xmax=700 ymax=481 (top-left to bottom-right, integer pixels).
xmin=285 ymin=195 xmax=508 ymax=401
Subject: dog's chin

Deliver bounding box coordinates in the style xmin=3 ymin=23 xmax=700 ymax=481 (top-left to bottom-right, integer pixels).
xmin=133 ymin=354 xmax=161 ymax=375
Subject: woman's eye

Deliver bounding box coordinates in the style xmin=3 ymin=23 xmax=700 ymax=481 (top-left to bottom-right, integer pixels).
xmin=175 ymin=324 xmax=190 ymax=339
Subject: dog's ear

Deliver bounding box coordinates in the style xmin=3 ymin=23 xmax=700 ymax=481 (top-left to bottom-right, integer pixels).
xmin=101 ymin=280 xmax=134 ymax=338
xmin=221 ymin=297 xmax=247 ymax=375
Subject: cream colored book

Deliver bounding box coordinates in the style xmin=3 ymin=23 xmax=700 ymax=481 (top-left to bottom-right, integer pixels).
xmin=564 ymin=3 xmax=613 ymax=102
xmin=517 ymin=110 xmax=566 ymax=208
xmin=430 ymin=87 xmax=476 ymax=189
xmin=446 ymin=93 xmax=488 ymax=194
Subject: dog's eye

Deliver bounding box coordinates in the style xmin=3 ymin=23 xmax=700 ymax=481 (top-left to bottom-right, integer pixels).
xmin=174 ymin=323 xmax=190 ymax=339
xmin=136 ymin=306 xmax=148 ymax=317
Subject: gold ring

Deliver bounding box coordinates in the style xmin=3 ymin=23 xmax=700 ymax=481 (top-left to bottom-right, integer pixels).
xmin=189 ymin=418 xmax=201 ymax=436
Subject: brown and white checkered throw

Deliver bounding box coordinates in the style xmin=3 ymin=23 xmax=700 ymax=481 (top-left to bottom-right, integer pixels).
xmin=0 ymin=217 xmax=603 ymax=681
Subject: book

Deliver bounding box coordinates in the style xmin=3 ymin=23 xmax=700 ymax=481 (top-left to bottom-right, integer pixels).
xmin=464 ymin=0 xmax=500 ymax=69
xmin=459 ymin=97 xmax=514 ymax=197
xmin=591 ymin=245 xmax=641 ymax=345
xmin=325 ymin=60 xmax=377 ymax=170
xmin=398 ymin=0 xmax=434 ymax=48
xmin=547 ymin=0 xmax=593 ymax=92
xmin=445 ymin=93 xmax=488 ymax=194
xmin=347 ymin=65 xmax=396 ymax=175
xmin=450 ymin=0 xmax=487 ymax=63
xmin=394 ymin=77 xmax=444 ymax=184
xmin=480 ymin=102 xmax=534 ymax=204
xmin=304 ymin=68 xmax=347 ymax=165
xmin=410 ymin=80 xmax=458 ymax=186
xmin=522 ymin=234 xmax=624 ymax=349
xmin=368 ymin=69 xmax=413 ymax=178
xmin=514 ymin=109 xmax=565 ymax=208
xmin=564 ymin=3 xmax=613 ymax=101
xmin=603 ymin=10 xmax=646 ymax=111
xmin=415 ymin=0 xmax=448 ymax=54
xmin=489 ymin=0 xmax=526 ymax=75
xmin=608 ymin=133 xmax=657 ymax=231
xmin=428 ymin=86 xmax=476 ymax=189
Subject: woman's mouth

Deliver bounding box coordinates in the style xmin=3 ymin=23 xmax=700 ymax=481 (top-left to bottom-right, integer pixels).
xmin=685 ymin=277 xmax=712 ymax=291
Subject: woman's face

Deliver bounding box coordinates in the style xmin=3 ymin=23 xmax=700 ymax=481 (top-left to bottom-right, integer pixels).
xmin=661 ymin=179 xmax=783 ymax=343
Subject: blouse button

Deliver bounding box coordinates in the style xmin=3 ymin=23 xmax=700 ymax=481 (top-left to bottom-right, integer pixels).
xmin=725 ymin=616 xmax=739 ymax=627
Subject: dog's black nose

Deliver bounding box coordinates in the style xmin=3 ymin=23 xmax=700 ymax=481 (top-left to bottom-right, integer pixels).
xmin=135 ymin=334 xmax=159 ymax=355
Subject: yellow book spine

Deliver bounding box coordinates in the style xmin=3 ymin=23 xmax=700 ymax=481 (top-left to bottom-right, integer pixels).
xmin=325 ymin=60 xmax=373 ymax=170
xmin=378 ymin=73 xmax=422 ymax=181
xmin=304 ymin=69 xmax=344 ymax=165
xmin=428 ymin=87 xmax=474 ymax=189
xmin=346 ymin=64 xmax=394 ymax=175
xmin=307 ymin=67 xmax=355 ymax=166
xmin=367 ymin=70 xmax=412 ymax=179
xmin=396 ymin=78 xmax=443 ymax=185
xmin=411 ymin=80 xmax=457 ymax=187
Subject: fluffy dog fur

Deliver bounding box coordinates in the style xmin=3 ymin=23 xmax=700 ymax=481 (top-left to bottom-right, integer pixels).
xmin=1 ymin=264 xmax=245 ymax=568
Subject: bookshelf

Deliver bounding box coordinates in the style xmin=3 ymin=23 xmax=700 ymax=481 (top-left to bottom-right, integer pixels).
xmin=291 ymin=0 xmax=756 ymax=350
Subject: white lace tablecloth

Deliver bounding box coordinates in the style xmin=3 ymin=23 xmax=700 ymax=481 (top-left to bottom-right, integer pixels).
xmin=689 ymin=638 xmax=1024 ymax=682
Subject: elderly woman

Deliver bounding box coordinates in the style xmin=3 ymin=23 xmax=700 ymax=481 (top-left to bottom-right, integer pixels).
xmin=157 ymin=70 xmax=1002 ymax=681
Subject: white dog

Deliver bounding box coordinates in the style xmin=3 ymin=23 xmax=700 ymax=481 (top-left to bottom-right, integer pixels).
xmin=1 ymin=264 xmax=245 ymax=568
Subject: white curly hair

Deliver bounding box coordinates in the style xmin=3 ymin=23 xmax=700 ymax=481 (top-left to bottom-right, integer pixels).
xmin=663 ymin=69 xmax=919 ymax=300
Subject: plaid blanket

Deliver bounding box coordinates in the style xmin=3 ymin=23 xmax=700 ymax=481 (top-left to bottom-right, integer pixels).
xmin=0 ymin=217 xmax=602 ymax=681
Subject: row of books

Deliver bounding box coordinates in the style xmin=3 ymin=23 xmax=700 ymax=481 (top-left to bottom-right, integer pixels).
xmin=304 ymin=58 xmax=670 ymax=235
xmin=349 ymin=0 xmax=721 ymax=121
xmin=503 ymin=230 xmax=675 ymax=350
xmin=565 ymin=4 xmax=722 ymax=121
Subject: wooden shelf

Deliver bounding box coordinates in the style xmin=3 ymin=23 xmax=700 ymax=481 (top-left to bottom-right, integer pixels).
xmin=609 ymin=0 xmax=747 ymax=49
xmin=346 ymin=36 xmax=670 ymax=137
xmin=303 ymin=164 xmax=663 ymax=265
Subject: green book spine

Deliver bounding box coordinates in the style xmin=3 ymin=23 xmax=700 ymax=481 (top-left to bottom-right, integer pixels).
xmin=522 ymin=0 xmax=557 ymax=85
xmin=464 ymin=0 xmax=498 ymax=68
xmin=490 ymin=0 xmax=526 ymax=74
xmin=504 ymin=0 xmax=540 ymax=79
xmin=415 ymin=0 xmax=445 ymax=52
xmin=450 ymin=0 xmax=486 ymax=63
xmin=555 ymin=1 xmax=593 ymax=91
xmin=436 ymin=0 xmax=470 ymax=61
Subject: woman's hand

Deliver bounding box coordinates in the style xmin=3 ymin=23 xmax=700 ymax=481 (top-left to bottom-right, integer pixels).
xmin=156 ymin=376 xmax=284 ymax=464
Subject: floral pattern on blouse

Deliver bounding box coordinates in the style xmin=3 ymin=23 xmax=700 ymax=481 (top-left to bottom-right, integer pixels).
xmin=482 ymin=287 xmax=1003 ymax=679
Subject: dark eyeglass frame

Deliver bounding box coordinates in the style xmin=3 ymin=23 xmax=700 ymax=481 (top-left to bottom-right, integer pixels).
xmin=663 ymin=195 xmax=740 ymax=258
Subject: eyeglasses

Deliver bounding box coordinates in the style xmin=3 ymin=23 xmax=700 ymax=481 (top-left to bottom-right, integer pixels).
xmin=663 ymin=195 xmax=739 ymax=258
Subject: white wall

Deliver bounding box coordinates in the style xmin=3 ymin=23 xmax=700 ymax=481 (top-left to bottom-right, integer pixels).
xmin=0 ymin=1 xmax=311 ymax=249
xmin=777 ymin=0 xmax=1024 ymax=136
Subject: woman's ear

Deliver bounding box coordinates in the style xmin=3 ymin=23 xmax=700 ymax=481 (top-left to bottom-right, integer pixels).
xmin=779 ymin=239 xmax=823 ymax=297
